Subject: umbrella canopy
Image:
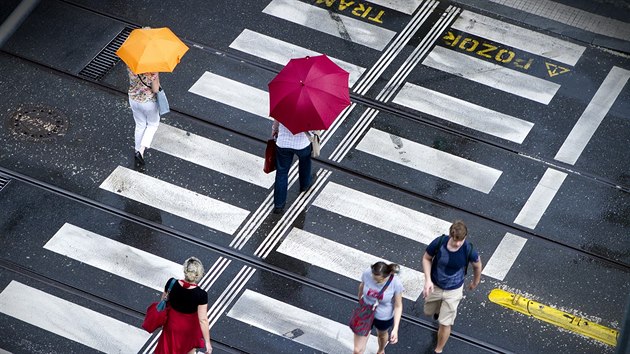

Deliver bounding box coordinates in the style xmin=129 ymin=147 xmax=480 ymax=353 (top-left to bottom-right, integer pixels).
xmin=116 ymin=27 xmax=189 ymax=74
xmin=268 ymin=55 xmax=350 ymax=134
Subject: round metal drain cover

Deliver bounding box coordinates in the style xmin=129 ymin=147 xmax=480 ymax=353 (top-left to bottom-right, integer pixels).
xmin=9 ymin=105 xmax=68 ymax=140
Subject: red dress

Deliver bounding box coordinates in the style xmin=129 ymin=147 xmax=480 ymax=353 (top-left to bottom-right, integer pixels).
xmin=155 ymin=279 xmax=208 ymax=354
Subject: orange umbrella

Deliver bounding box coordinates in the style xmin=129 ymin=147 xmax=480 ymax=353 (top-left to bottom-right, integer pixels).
xmin=116 ymin=27 xmax=189 ymax=74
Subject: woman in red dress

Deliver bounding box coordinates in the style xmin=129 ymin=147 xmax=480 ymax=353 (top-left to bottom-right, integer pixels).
xmin=156 ymin=257 xmax=212 ymax=353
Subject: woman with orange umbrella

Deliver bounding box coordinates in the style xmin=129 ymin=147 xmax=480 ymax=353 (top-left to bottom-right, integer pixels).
xmin=126 ymin=67 xmax=160 ymax=168
xmin=116 ymin=27 xmax=189 ymax=169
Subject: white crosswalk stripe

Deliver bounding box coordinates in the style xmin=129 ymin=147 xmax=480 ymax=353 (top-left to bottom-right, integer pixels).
xmin=152 ymin=123 xmax=275 ymax=188
xmin=262 ymin=0 xmax=396 ymax=51
xmin=100 ymin=166 xmax=250 ymax=235
xmin=44 ymin=223 xmax=181 ymax=291
xmin=393 ymin=82 xmax=534 ymax=144
xmin=0 ymin=281 xmax=150 ymax=353
xmin=227 ymin=289 xmax=381 ymax=354
xmin=356 ymin=128 xmax=503 ymax=193
xmin=423 ymin=46 xmax=560 ymax=105
xmin=229 ymin=29 xmax=365 ymax=87
xmin=277 ymin=227 xmax=424 ymax=300
xmin=189 ymin=71 xmax=269 ymax=119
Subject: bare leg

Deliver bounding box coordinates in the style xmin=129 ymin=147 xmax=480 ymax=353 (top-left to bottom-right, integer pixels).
xmin=353 ymin=334 xmax=369 ymax=354
xmin=435 ymin=324 xmax=451 ymax=353
xmin=376 ymin=330 xmax=389 ymax=354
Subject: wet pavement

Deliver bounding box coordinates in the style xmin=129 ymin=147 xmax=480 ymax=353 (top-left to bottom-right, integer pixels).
xmin=0 ymin=0 xmax=629 ymax=353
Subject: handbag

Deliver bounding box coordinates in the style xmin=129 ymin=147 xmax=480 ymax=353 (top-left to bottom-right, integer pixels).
xmin=142 ymin=278 xmax=176 ymax=333
xmin=138 ymin=75 xmax=169 ymax=116
xmin=307 ymin=131 xmax=321 ymax=157
xmin=349 ymin=274 xmax=394 ymax=336
xmin=263 ymin=139 xmax=277 ymax=174
xmin=156 ymin=88 xmax=170 ymax=116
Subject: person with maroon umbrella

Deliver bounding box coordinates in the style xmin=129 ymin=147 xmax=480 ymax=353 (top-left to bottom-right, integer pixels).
xmin=268 ymin=55 xmax=350 ymax=214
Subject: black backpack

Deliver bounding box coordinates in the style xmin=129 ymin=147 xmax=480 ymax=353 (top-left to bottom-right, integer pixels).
xmin=432 ymin=235 xmax=474 ymax=275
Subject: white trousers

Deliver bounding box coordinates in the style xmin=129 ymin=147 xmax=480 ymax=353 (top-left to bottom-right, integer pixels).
xmin=129 ymin=98 xmax=160 ymax=152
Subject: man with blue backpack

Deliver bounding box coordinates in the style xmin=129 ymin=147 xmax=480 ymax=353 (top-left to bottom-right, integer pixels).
xmin=422 ymin=220 xmax=482 ymax=353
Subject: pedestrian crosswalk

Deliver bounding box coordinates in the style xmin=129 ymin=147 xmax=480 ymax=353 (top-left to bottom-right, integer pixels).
xmin=4 ymin=1 xmax=602 ymax=352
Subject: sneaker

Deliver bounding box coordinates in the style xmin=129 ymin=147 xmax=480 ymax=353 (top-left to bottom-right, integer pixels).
xmin=272 ymin=207 xmax=284 ymax=214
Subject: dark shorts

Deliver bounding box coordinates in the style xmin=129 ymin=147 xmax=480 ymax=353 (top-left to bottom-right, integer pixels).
xmin=372 ymin=317 xmax=394 ymax=332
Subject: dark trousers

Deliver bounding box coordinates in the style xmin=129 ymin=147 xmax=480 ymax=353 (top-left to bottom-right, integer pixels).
xmin=274 ymin=144 xmax=312 ymax=209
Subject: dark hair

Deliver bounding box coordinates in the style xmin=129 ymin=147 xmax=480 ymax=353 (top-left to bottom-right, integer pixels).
xmin=371 ymin=261 xmax=400 ymax=276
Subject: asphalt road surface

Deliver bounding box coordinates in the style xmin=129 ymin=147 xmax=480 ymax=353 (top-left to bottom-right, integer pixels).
xmin=0 ymin=0 xmax=629 ymax=353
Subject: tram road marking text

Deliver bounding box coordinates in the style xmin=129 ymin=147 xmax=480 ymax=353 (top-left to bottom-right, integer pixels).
xmin=393 ymin=82 xmax=534 ymax=143
xmin=482 ymin=233 xmax=527 ymax=281
xmin=355 ymin=128 xmax=503 ymax=193
xmin=263 ymin=0 xmax=396 ymax=51
xmin=0 ymin=281 xmax=149 ymax=353
xmin=452 ymin=11 xmax=585 ymax=66
xmin=277 ymin=228 xmax=424 ymax=300
xmin=313 ymin=182 xmax=451 ymax=245
xmin=44 ymin=223 xmax=181 ymax=291
xmin=100 ymin=166 xmax=249 ymax=235
xmin=554 ymin=66 xmax=630 ymax=165
xmin=228 ymin=289 xmax=380 ymax=354
xmin=514 ymin=168 xmax=567 ymax=229
xmin=229 ymin=29 xmax=365 ymax=87
xmin=423 ymin=46 xmax=561 ymax=105
xmin=189 ymin=71 xmax=269 ymax=119
xmin=314 ymin=0 xmax=387 ymax=23
xmin=152 ymin=123 xmax=275 ymax=188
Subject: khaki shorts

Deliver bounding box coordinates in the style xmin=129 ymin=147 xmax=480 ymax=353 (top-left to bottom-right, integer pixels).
xmin=423 ymin=285 xmax=464 ymax=326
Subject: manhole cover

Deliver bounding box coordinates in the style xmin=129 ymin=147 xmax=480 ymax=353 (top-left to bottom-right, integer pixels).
xmin=9 ymin=105 xmax=68 ymax=140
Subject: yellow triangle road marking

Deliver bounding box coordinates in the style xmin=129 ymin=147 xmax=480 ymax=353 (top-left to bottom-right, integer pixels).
xmin=546 ymin=62 xmax=571 ymax=77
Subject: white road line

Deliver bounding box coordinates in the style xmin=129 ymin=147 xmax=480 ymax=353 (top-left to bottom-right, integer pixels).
xmin=152 ymin=124 xmax=274 ymax=188
xmin=0 ymin=281 xmax=149 ymax=353
xmin=355 ymin=128 xmax=503 ymax=193
xmin=188 ymin=71 xmax=269 ymax=119
xmin=393 ymin=82 xmax=534 ymax=143
xmin=482 ymin=233 xmax=527 ymax=281
xmin=353 ymin=0 xmax=438 ymax=95
xmin=368 ymin=0 xmax=424 ymax=15
xmin=229 ymin=29 xmax=365 ymax=87
xmin=262 ymin=0 xmax=395 ymax=51
xmin=554 ymin=66 xmax=630 ymax=165
xmin=423 ymin=46 xmax=561 ymax=105
xmin=329 ymin=107 xmax=379 ymax=162
xmin=227 ymin=289 xmax=380 ymax=354
xmin=379 ymin=5 xmax=460 ymax=102
xmin=207 ymin=266 xmax=256 ymax=328
xmin=277 ymin=228 xmax=423 ymax=300
xmin=99 ymin=166 xmax=249 ymax=235
xmin=255 ymin=170 xmax=332 ymax=259
xmin=44 ymin=223 xmax=180 ymax=291
xmin=452 ymin=11 xmax=585 ymax=66
xmin=313 ymin=182 xmax=451 ymax=245
xmin=514 ymin=168 xmax=567 ymax=229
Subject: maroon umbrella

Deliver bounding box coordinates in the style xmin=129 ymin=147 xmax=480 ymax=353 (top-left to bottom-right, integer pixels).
xmin=268 ymin=55 xmax=350 ymax=134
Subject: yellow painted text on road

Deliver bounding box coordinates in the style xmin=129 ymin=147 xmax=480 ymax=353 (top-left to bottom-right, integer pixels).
xmin=443 ymin=31 xmax=534 ymax=70
xmin=315 ymin=0 xmax=386 ymax=23
xmin=489 ymin=288 xmax=618 ymax=346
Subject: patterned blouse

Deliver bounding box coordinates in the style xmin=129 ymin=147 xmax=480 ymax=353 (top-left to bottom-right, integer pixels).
xmin=127 ymin=67 xmax=157 ymax=103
